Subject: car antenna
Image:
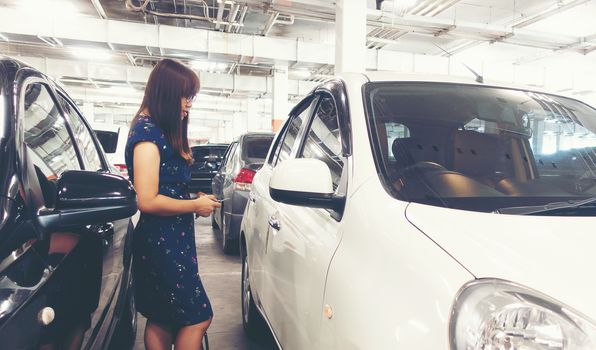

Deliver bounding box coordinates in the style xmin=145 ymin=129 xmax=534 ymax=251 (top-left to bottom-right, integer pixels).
xmin=432 ymin=43 xmax=484 ymax=84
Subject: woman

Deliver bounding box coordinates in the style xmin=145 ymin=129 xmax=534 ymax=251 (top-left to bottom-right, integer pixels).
xmin=125 ymin=58 xmax=220 ymax=350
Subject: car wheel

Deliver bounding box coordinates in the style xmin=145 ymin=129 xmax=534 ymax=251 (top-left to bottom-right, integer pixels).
xmin=241 ymin=243 xmax=267 ymax=338
xmin=108 ymin=274 xmax=137 ymax=350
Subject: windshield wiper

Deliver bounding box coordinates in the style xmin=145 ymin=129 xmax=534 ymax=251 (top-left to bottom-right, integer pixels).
xmin=493 ymin=197 xmax=596 ymax=216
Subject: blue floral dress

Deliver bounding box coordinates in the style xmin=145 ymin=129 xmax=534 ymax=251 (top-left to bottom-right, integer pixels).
xmin=125 ymin=115 xmax=213 ymax=327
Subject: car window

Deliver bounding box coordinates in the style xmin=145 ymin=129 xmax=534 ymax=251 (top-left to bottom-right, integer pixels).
xmin=23 ymin=83 xmax=80 ymax=179
xmin=219 ymin=143 xmax=234 ymax=170
xmin=212 ymin=147 xmax=227 ymax=159
xmin=365 ymin=82 xmax=596 ymax=213
xmin=228 ymin=142 xmax=241 ymax=173
xmin=224 ymin=143 xmax=238 ymax=173
xmin=192 ymin=147 xmax=210 ymax=161
xmin=95 ymin=130 xmax=119 ymax=153
xmin=273 ymin=97 xmax=317 ymax=166
xmin=300 ymin=94 xmax=344 ymax=190
xmin=57 ymin=93 xmax=103 ymax=171
xmin=243 ymin=136 xmax=274 ymax=162
xmin=268 ymin=121 xmax=290 ymax=165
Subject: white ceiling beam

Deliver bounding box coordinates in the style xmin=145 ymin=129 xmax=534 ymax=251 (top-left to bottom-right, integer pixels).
xmin=91 ymin=0 xmax=108 ymax=19
xmin=0 ymin=7 xmax=334 ymax=66
xmin=17 ymin=55 xmax=316 ymax=99
xmin=512 ymin=0 xmax=591 ymax=29
xmin=366 ymin=9 xmax=580 ymax=51
xmin=0 ymin=6 xmax=587 ymax=68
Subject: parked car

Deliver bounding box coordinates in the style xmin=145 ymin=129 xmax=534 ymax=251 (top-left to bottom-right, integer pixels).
xmin=0 ymin=56 xmax=138 ymax=349
xmin=189 ymin=143 xmax=229 ymax=194
xmin=93 ymin=123 xmax=130 ymax=178
xmin=240 ymin=73 xmax=596 ymax=349
xmin=212 ymin=132 xmax=274 ymax=254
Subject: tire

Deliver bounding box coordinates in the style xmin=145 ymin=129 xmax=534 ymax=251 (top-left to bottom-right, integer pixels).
xmin=222 ymin=212 xmax=238 ymax=255
xmin=108 ymin=275 xmax=137 ymax=350
xmin=241 ymin=242 xmax=267 ymax=338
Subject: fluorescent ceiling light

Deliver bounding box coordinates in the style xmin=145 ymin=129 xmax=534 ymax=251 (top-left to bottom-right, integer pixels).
xmin=400 ymin=0 xmax=418 ymax=7
xmin=192 ymin=61 xmax=228 ymax=72
xmin=71 ymin=47 xmax=113 ymax=61
xmin=20 ymin=0 xmax=79 ymax=18
xmin=291 ymin=69 xmax=311 ymax=79
xmin=107 ymin=86 xmax=137 ymax=95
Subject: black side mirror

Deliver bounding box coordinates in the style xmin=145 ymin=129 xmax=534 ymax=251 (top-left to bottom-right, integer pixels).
xmin=37 ymin=171 xmax=137 ymax=232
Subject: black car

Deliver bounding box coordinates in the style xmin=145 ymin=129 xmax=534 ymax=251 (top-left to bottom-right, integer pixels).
xmin=0 ymin=57 xmax=138 ymax=349
xmin=189 ymin=143 xmax=229 ymax=194
xmin=211 ymin=132 xmax=274 ymax=254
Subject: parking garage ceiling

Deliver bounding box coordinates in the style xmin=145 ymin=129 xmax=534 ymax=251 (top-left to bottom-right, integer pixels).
xmin=1 ymin=0 xmax=596 ymax=113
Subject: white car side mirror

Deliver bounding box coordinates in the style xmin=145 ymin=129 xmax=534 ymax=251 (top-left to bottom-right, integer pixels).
xmin=269 ymin=158 xmax=344 ymax=211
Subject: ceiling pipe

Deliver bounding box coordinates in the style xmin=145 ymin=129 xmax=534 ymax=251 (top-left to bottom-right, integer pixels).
xmin=423 ymin=0 xmax=461 ymax=17
xmin=214 ymin=0 xmax=225 ymax=30
xmin=262 ymin=12 xmax=280 ymax=36
xmin=91 ymin=0 xmax=108 ymax=19
xmin=234 ymin=5 xmax=248 ymax=33
xmin=225 ymin=3 xmax=240 ymax=32
xmin=126 ymin=0 xmax=214 ymax=24
xmin=512 ymin=0 xmax=590 ymax=29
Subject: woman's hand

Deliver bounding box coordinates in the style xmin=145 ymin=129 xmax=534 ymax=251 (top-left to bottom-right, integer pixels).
xmin=193 ymin=196 xmax=221 ymax=217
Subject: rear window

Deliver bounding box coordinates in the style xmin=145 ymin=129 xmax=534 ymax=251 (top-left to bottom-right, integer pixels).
xmin=212 ymin=147 xmax=227 ymax=158
xmin=192 ymin=147 xmax=210 ymax=161
xmin=95 ymin=130 xmax=118 ymax=153
xmin=191 ymin=146 xmax=228 ymax=171
xmin=243 ymin=136 xmax=274 ymax=160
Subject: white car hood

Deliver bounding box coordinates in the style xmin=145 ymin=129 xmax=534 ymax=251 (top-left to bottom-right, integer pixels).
xmin=406 ymin=203 xmax=596 ymax=321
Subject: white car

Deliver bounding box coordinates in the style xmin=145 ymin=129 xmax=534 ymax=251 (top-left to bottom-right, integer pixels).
xmin=93 ymin=123 xmax=130 ymax=178
xmin=240 ymin=72 xmax=596 ymax=349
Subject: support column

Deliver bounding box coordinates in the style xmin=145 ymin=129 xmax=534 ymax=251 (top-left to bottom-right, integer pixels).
xmin=82 ymin=102 xmax=96 ymax=123
xmin=247 ymin=98 xmax=260 ymax=132
xmin=232 ymin=111 xmax=247 ymax=138
xmin=217 ymin=121 xmax=226 ymax=143
xmin=224 ymin=120 xmax=234 ymax=142
xmin=272 ymin=65 xmax=288 ymax=132
xmin=335 ymin=0 xmax=367 ymax=74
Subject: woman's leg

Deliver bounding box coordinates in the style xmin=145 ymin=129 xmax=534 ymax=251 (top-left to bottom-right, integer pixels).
xmin=173 ymin=318 xmax=212 ymax=350
xmin=145 ymin=319 xmax=174 ymax=350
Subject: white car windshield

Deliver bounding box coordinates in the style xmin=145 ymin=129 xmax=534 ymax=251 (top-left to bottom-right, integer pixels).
xmin=364 ymin=82 xmax=596 ymax=214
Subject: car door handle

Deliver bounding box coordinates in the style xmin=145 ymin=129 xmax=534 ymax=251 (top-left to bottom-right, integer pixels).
xmin=249 ymin=192 xmax=256 ymax=203
xmin=97 ymin=222 xmax=115 ymax=238
xmin=268 ymin=215 xmax=281 ymax=231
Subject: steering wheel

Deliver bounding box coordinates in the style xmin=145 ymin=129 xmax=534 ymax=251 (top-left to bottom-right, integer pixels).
xmin=404 ymin=161 xmax=446 ymax=172
xmin=576 ymin=172 xmax=596 ymax=192
xmin=396 ymin=161 xmax=446 ymax=178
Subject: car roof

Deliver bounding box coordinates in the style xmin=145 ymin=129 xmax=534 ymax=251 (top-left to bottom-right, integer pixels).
xmin=239 ymin=132 xmax=275 ymax=140
xmin=341 ymin=71 xmax=566 ymax=99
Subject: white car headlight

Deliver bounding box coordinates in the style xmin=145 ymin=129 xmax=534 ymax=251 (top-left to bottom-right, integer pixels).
xmin=450 ymin=279 xmax=596 ymax=350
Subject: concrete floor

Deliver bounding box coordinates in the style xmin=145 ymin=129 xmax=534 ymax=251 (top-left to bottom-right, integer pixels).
xmin=133 ymin=216 xmax=278 ymax=350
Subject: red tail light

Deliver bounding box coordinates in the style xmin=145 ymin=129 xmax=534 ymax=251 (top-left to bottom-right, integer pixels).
xmin=234 ymin=168 xmax=256 ymax=184
xmin=114 ymin=163 xmax=129 ymax=178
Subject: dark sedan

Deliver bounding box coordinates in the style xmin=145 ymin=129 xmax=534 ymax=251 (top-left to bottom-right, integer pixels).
xmin=211 ymin=132 xmax=274 ymax=254
xmin=189 ymin=144 xmax=229 ymax=194
xmin=0 ymin=56 xmax=138 ymax=349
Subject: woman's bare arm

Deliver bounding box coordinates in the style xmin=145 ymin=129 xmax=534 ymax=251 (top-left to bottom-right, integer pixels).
xmin=133 ymin=142 xmax=220 ymax=216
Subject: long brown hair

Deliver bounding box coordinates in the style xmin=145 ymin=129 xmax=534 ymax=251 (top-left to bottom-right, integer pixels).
xmin=133 ymin=58 xmax=199 ymax=163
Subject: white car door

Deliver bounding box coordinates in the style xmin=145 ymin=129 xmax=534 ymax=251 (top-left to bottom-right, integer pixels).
xmin=262 ymin=93 xmax=348 ymax=348
xmin=249 ymin=96 xmax=316 ymax=311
